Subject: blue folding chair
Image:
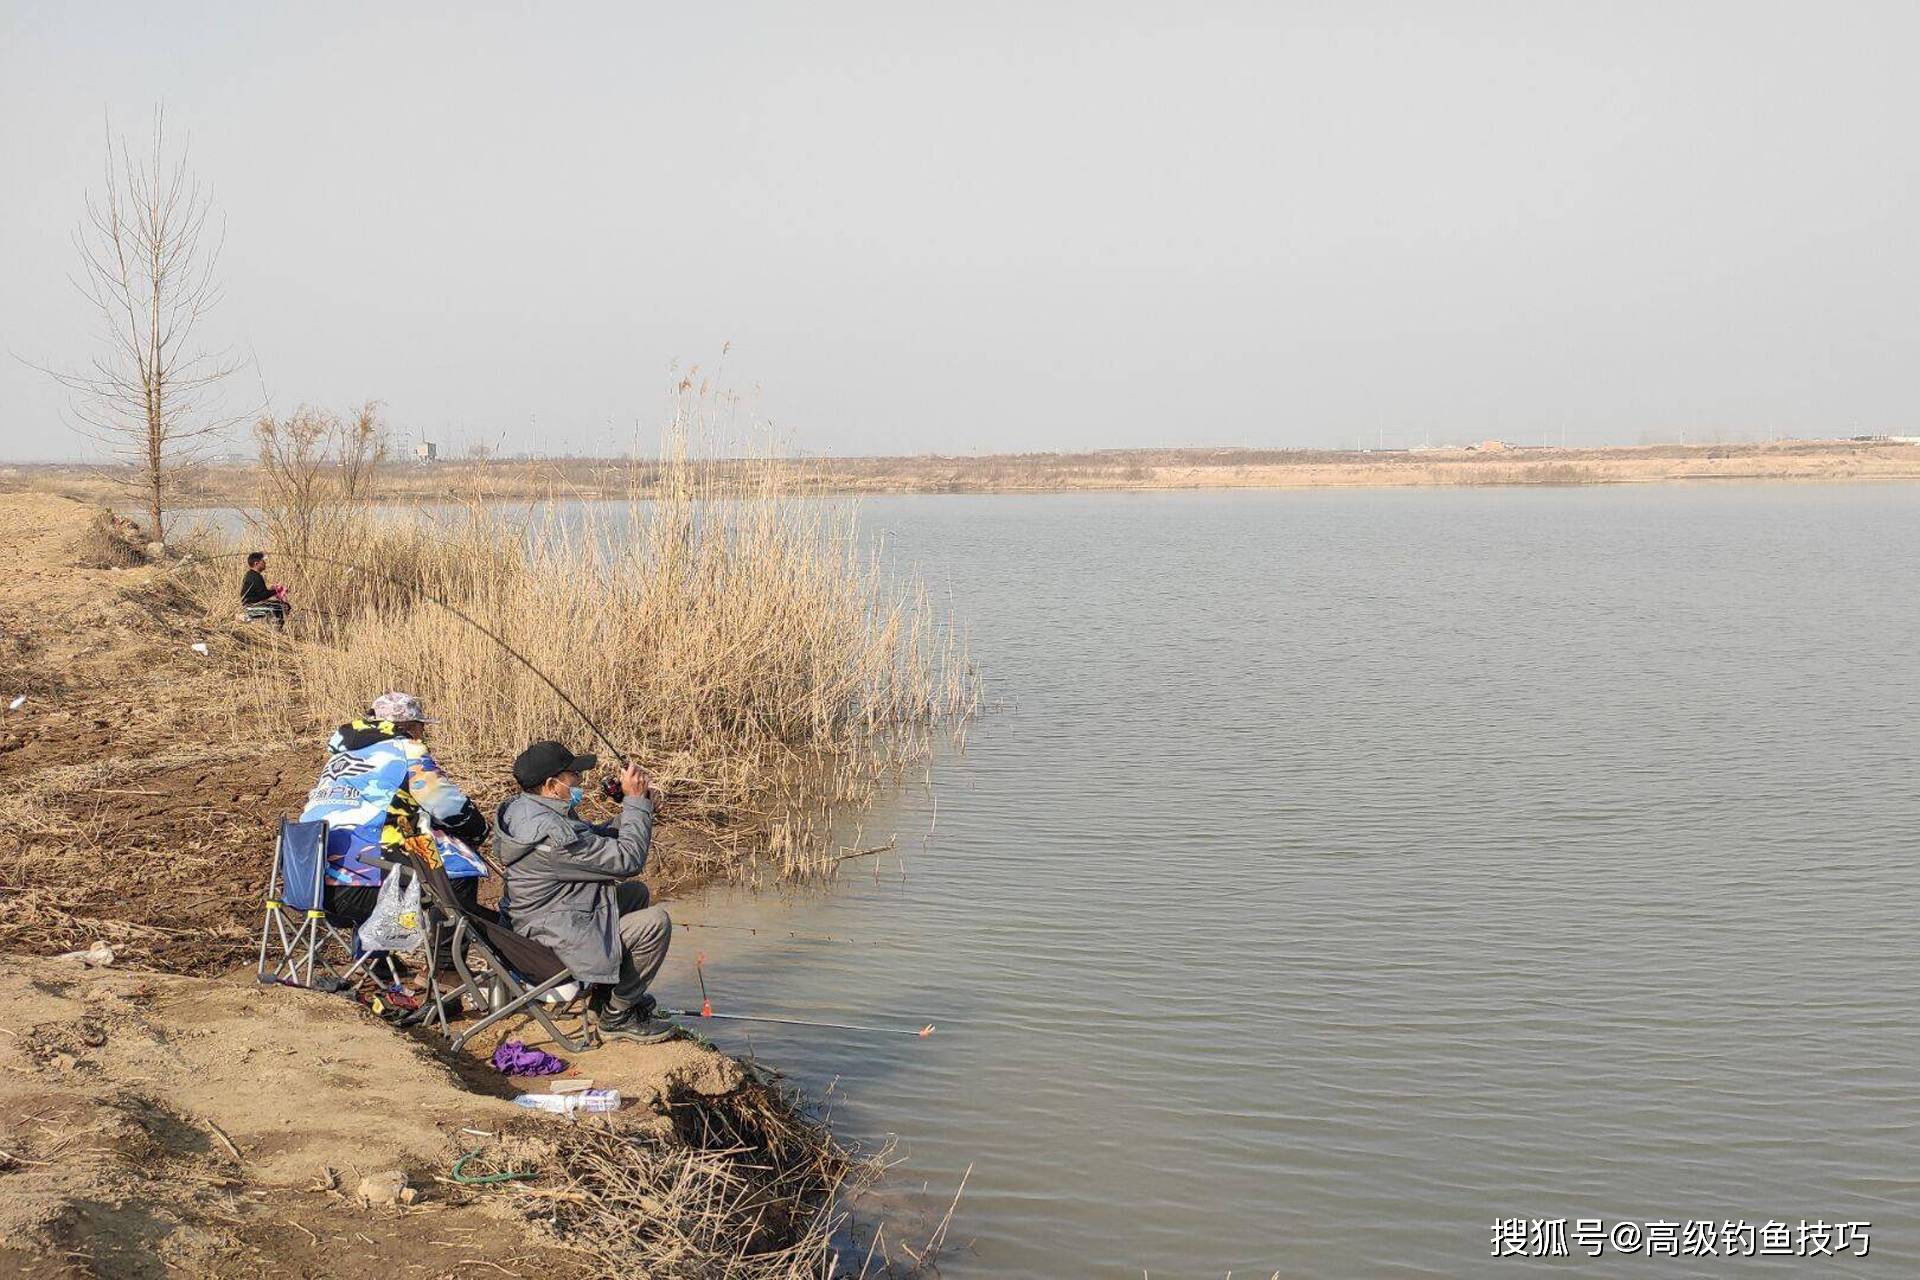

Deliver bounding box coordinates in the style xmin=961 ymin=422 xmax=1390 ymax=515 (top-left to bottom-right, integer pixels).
xmin=256 ymin=819 xmax=353 ymax=988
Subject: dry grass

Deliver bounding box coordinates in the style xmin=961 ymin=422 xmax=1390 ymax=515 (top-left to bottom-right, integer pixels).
xmin=12 ymin=436 xmax=1920 ymax=509
xmin=0 ymin=491 xmax=942 ymax=1278
xmin=503 ymin=1079 xmax=882 ymax=1278
xmin=173 ymin=404 xmax=977 ymax=880
xmin=1432 ymin=461 xmax=1602 ymax=486
xmin=71 ymin=509 xmax=148 ymax=568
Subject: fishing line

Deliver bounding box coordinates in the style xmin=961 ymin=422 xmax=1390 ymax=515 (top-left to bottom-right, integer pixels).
xmin=181 ymin=549 xmax=632 ymax=764
xmin=673 ymin=952 xmax=936 ymax=1037
xmin=673 ymin=920 xmax=896 ymax=946
xmin=200 ymin=549 xmax=943 ymax=1038
xmin=662 ymin=1006 xmax=937 ymax=1039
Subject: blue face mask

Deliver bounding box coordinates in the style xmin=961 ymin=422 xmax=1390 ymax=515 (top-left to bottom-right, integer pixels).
xmin=568 ymin=785 xmax=585 ymax=811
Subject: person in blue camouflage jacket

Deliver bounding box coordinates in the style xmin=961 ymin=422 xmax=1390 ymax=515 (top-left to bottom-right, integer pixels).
xmin=299 ymin=691 xmax=491 ymax=969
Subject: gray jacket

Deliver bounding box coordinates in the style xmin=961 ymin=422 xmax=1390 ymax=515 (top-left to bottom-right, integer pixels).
xmin=495 ymin=791 xmax=655 ymax=984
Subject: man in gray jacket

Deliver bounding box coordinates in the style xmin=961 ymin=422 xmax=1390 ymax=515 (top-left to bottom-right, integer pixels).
xmin=495 ymin=740 xmax=676 ymax=1043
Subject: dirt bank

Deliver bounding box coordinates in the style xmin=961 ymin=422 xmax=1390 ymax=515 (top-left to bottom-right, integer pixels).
xmin=0 ymin=954 xmax=795 ymax=1278
xmin=6 ymin=437 xmax=1920 ymax=507
xmin=0 ymin=494 xmax=863 ymax=1277
xmin=0 ymin=493 xmax=716 ymax=972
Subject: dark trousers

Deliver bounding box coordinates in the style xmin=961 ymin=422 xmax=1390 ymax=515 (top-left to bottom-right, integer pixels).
xmin=325 ymin=875 xmax=493 ymax=971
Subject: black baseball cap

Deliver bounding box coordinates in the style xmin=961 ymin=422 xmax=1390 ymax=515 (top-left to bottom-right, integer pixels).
xmin=512 ymin=740 xmax=598 ymax=790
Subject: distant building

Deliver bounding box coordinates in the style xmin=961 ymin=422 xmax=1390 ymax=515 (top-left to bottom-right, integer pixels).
xmin=1478 ymin=439 xmax=1509 ymax=453
xmin=413 ymin=441 xmax=439 ymax=463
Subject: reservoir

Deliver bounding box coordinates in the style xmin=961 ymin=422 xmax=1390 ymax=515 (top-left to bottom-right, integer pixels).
xmin=655 ymin=484 xmax=1920 ymax=1277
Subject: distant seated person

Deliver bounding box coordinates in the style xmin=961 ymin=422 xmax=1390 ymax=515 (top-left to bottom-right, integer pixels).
xmin=240 ymin=551 xmax=290 ymax=626
xmin=298 ymin=691 xmax=492 ymax=978
xmin=496 ymin=741 xmax=675 ymax=1043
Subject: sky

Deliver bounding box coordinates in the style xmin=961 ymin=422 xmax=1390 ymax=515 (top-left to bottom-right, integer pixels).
xmin=3 ymin=1 xmax=1918 ymax=461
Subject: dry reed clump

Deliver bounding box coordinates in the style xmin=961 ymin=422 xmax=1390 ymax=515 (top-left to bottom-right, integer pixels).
xmin=1429 ymin=460 xmax=1604 ymax=486
xmin=191 ymin=416 xmax=977 ymax=880
xmin=507 ymin=1080 xmax=879 ymax=1279
xmin=72 ymin=510 xmax=148 ymax=569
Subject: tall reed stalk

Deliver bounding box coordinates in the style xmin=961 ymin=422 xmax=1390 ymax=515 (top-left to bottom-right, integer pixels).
xmin=224 ymin=396 xmax=976 ymax=880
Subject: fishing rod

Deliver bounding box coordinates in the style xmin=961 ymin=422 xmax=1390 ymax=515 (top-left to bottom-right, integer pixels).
xmin=205 ymin=548 xmax=937 ymax=1038
xmin=181 ymin=548 xmax=634 ymax=767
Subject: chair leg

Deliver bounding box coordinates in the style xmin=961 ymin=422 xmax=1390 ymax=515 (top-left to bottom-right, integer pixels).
xmin=302 ymin=912 xmax=324 ymax=987
xmin=290 ymin=916 xmax=322 ymax=987
xmin=260 ymin=908 xmax=297 ymax=983
xmin=255 ymin=909 xmax=275 ymax=981
xmin=311 ymin=923 xmax=352 ymax=986
xmin=257 ymin=909 xmax=283 ymax=982
xmin=339 ymin=948 xmax=375 ymax=982
xmin=450 ymin=971 xmax=585 ymax=1054
xmin=256 ymin=859 xmax=285 ymax=982
xmin=417 ymin=919 xmax=461 ymax=1033
xmin=523 ymin=993 xmax=597 ymax=1055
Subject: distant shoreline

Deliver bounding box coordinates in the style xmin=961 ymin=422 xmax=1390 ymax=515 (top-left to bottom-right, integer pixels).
xmin=5 ymin=438 xmax=1920 ymax=507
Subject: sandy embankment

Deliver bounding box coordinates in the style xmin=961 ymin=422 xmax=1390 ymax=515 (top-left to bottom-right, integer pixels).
xmin=7 ymin=437 xmax=1920 ymax=507
xmin=0 ymin=958 xmax=744 ymax=1277
xmin=0 ymin=493 xmax=821 ymax=1276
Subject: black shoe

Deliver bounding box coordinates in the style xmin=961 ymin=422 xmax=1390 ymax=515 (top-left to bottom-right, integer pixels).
xmin=598 ymin=1000 xmax=677 ymax=1045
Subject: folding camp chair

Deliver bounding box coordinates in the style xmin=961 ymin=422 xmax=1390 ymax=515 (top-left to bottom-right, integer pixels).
xmin=256 ymin=819 xmax=353 ymax=988
xmin=381 ymin=847 xmax=594 ymax=1054
xmin=258 ymin=819 xmax=413 ymax=991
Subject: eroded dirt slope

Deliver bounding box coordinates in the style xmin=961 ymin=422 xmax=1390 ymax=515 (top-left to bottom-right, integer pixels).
xmin=0 ymin=496 xmax=813 ymax=1278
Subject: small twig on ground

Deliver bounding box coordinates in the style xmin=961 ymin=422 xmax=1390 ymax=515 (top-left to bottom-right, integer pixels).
xmin=0 ymin=1150 xmax=54 ymax=1168
xmin=204 ymin=1118 xmax=245 ymax=1164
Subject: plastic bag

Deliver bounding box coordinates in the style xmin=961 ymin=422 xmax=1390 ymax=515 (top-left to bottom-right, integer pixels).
xmin=357 ymin=870 xmax=425 ymax=955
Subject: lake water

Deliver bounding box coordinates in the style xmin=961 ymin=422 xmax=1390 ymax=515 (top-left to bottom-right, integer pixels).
xmin=653 ymin=485 xmax=1920 ymax=1277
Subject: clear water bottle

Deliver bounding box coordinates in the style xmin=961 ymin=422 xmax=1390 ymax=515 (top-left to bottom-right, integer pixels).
xmin=572 ymin=1088 xmax=622 ymax=1112
xmin=512 ymin=1089 xmax=622 ymax=1114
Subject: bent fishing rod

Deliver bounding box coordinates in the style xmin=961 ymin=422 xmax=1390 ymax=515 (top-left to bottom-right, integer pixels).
xmin=182 ymin=548 xmax=635 ymax=771
xmin=200 ymin=549 xmax=943 ymax=1039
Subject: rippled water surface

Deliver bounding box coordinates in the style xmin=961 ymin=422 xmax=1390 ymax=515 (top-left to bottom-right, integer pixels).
xmin=651 ymin=486 xmax=1917 ymax=1275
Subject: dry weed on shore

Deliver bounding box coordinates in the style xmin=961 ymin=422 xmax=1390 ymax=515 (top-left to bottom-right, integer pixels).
xmin=10 ymin=435 xmax=1920 ymax=509
xmin=175 ymin=407 xmax=977 ymax=881
xmin=0 ymin=491 xmax=945 ymax=1278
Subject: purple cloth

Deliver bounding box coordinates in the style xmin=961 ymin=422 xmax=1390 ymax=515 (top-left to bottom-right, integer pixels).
xmin=491 ymin=1040 xmax=567 ymax=1076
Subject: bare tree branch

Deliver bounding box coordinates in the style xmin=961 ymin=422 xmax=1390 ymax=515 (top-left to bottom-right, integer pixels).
xmin=25 ymin=106 xmax=253 ymax=541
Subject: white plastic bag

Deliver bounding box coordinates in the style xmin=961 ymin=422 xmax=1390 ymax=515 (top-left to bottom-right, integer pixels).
xmin=357 ymin=871 xmax=425 ymax=955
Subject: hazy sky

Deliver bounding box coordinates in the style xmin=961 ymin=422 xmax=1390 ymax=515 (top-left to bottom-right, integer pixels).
xmin=3 ymin=1 xmax=1917 ymax=460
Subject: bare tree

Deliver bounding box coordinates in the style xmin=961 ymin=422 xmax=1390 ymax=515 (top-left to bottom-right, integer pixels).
xmin=253 ymin=402 xmax=386 ymax=561
xmin=39 ymin=108 xmax=246 ymax=543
